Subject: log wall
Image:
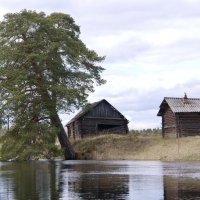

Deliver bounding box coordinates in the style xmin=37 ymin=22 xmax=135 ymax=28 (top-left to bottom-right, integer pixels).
xmin=162 ymin=106 xmax=177 ymax=137
xmin=177 ymin=113 xmax=200 ymax=137
xmin=162 ymin=107 xmax=200 ymax=137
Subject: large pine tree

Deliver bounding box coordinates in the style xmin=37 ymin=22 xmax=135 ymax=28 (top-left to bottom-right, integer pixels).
xmin=0 ymin=10 xmax=105 ymax=160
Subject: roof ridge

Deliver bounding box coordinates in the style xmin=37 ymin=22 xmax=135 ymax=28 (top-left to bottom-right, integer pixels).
xmin=165 ymin=97 xmax=200 ymax=100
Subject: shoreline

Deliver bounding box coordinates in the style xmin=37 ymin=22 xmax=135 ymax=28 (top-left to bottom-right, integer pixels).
xmin=73 ymin=134 xmax=200 ymax=161
xmin=1 ymin=133 xmax=200 ymax=162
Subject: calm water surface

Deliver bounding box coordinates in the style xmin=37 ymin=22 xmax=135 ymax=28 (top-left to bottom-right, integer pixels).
xmin=0 ymin=160 xmax=200 ymax=200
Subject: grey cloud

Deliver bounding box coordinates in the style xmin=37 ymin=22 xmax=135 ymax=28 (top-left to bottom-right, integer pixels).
xmin=2 ymin=0 xmax=200 ymax=129
xmin=2 ymin=0 xmax=200 ymax=25
xmin=0 ymin=0 xmax=72 ymax=11
xmin=104 ymin=39 xmax=151 ymax=64
xmin=148 ymin=37 xmax=200 ymax=65
xmin=2 ymin=1 xmax=200 ymax=39
xmin=70 ymin=0 xmax=200 ymax=36
xmin=104 ymin=37 xmax=200 ymax=66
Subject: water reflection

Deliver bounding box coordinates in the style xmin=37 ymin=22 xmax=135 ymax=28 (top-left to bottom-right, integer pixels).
xmin=58 ymin=161 xmax=130 ymax=199
xmin=0 ymin=160 xmax=200 ymax=200
xmin=164 ymin=176 xmax=200 ymax=200
xmin=0 ymin=162 xmax=58 ymax=200
xmin=128 ymin=161 xmax=163 ymax=200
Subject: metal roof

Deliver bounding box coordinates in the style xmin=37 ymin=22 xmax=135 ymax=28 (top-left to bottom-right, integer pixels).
xmin=157 ymin=97 xmax=200 ymax=116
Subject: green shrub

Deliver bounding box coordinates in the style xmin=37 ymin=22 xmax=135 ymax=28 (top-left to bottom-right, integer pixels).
xmin=0 ymin=123 xmax=62 ymax=161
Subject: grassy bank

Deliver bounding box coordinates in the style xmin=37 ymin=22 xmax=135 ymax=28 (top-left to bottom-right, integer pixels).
xmin=73 ymin=134 xmax=200 ymax=161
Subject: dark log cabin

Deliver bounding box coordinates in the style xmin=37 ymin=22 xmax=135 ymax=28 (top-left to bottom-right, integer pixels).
xmin=157 ymin=94 xmax=200 ymax=137
xmin=66 ymin=99 xmax=129 ymax=139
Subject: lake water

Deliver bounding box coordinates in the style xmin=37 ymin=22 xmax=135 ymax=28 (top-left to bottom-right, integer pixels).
xmin=0 ymin=160 xmax=200 ymax=200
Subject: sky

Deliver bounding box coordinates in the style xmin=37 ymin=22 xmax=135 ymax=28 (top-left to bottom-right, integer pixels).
xmin=1 ymin=0 xmax=200 ymax=129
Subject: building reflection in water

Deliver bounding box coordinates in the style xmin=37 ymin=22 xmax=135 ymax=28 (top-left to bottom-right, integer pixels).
xmin=164 ymin=176 xmax=200 ymax=200
xmin=59 ymin=161 xmax=129 ymax=199
xmin=0 ymin=161 xmax=200 ymax=199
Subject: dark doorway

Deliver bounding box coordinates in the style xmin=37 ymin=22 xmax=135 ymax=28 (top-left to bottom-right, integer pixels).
xmin=97 ymin=124 xmax=120 ymax=132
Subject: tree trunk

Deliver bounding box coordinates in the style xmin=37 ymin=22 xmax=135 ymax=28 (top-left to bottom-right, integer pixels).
xmin=51 ymin=113 xmax=76 ymax=160
xmin=32 ymin=64 xmax=75 ymax=160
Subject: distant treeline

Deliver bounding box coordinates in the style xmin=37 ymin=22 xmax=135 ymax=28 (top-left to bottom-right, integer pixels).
xmin=130 ymin=128 xmax=161 ymax=135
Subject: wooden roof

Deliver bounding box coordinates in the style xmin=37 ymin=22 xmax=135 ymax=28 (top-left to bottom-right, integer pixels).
xmin=66 ymin=99 xmax=127 ymax=126
xmin=157 ymin=97 xmax=200 ymax=116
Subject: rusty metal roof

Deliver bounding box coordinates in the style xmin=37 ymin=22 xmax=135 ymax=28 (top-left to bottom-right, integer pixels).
xmin=157 ymin=97 xmax=200 ymax=116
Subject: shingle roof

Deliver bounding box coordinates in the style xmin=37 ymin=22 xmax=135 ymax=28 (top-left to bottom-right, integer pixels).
xmin=157 ymin=97 xmax=200 ymax=116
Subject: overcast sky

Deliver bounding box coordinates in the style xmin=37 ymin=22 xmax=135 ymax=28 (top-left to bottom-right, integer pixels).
xmin=1 ymin=0 xmax=200 ymax=129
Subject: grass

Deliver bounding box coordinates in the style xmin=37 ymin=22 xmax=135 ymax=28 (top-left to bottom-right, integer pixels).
xmin=1 ymin=129 xmax=200 ymax=161
xmin=73 ymin=134 xmax=200 ymax=161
